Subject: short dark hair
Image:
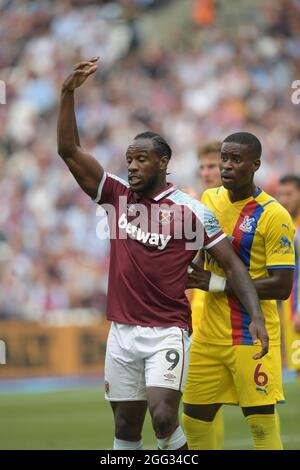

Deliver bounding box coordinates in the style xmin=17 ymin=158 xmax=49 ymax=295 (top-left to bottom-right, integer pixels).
xmin=279 ymin=175 xmax=300 ymax=190
xmin=134 ymin=131 xmax=172 ymax=160
xmin=197 ymin=141 xmax=221 ymax=159
xmin=223 ymin=132 xmax=262 ymax=160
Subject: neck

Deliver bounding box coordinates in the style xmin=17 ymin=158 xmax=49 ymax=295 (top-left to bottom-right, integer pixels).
xmin=228 ymin=181 xmax=257 ymax=203
xmin=140 ymin=179 xmax=168 ymax=199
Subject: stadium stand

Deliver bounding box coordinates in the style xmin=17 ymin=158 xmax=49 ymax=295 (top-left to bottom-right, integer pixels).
xmin=0 ymin=0 xmax=299 ymax=320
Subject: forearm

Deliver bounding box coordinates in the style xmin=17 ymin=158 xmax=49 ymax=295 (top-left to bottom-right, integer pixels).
xmin=224 ymin=265 xmax=262 ymax=319
xmin=73 ymin=100 xmax=80 ymax=147
xmin=57 ymin=89 xmax=79 ymax=157
xmin=226 ymin=276 xmax=289 ymax=300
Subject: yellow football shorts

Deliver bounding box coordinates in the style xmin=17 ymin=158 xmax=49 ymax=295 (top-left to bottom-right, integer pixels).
xmin=183 ymin=337 xmax=284 ymax=407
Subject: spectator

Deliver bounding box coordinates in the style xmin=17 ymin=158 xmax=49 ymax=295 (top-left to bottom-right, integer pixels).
xmin=1 ymin=0 xmax=299 ymax=319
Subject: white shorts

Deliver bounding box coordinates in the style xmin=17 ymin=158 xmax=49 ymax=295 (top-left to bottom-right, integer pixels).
xmin=104 ymin=322 xmax=191 ymax=401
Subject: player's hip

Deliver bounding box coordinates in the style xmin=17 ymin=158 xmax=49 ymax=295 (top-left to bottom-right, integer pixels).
xmin=183 ymin=339 xmax=283 ymax=407
xmin=104 ymin=322 xmax=192 ymax=401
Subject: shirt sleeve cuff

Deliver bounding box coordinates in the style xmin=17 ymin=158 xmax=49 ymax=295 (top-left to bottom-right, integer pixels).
xmin=266 ymin=265 xmax=295 ymax=269
xmin=203 ymin=232 xmax=227 ymax=250
xmin=93 ymin=172 xmax=107 ymax=203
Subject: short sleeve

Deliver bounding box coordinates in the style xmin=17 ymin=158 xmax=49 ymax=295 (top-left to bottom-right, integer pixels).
xmin=264 ymin=207 xmax=295 ymax=269
xmin=93 ymin=172 xmax=130 ymax=205
xmin=202 ymin=205 xmax=227 ymax=249
xmin=200 ymin=191 xmax=226 ymax=249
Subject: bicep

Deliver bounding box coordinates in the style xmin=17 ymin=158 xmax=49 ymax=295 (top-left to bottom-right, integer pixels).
xmin=264 ymin=210 xmax=295 ymax=269
xmin=267 ymin=268 xmax=294 ymax=293
xmin=62 ymin=147 xmax=104 ymax=199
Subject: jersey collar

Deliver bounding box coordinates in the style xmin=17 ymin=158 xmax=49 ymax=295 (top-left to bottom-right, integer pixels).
xmin=153 ymin=183 xmax=175 ymax=201
xmin=133 ymin=183 xmax=175 ymax=202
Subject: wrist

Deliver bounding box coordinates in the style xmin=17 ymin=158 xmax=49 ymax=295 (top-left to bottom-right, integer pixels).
xmin=208 ymin=273 xmax=226 ymax=292
xmin=250 ymin=313 xmax=264 ymax=321
xmin=61 ymin=86 xmax=75 ymax=94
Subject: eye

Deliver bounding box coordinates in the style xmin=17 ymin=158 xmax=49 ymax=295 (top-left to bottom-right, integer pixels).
xmin=221 ymin=154 xmax=228 ymax=162
xmin=234 ymin=157 xmax=241 ymax=163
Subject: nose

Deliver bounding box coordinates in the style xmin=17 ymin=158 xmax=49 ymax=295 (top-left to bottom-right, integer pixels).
xmin=222 ymin=159 xmax=233 ymax=170
xmin=201 ymin=168 xmax=210 ymax=177
xmin=128 ymin=160 xmax=139 ymax=172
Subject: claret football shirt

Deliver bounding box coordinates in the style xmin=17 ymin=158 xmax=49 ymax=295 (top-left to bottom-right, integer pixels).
xmin=94 ymin=172 xmax=226 ymax=331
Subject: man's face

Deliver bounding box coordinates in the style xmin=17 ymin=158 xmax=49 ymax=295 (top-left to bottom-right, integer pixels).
xmin=220 ymin=142 xmax=260 ymax=191
xmin=198 ymin=154 xmax=221 ymax=189
xmin=126 ymin=138 xmax=165 ymax=193
xmin=277 ymin=182 xmax=300 ymax=218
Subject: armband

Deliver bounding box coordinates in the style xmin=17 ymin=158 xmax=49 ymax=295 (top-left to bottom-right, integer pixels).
xmin=208 ymin=273 xmax=226 ymax=292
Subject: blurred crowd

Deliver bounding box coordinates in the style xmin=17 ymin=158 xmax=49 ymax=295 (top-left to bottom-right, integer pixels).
xmin=1 ymin=0 xmax=300 ymax=320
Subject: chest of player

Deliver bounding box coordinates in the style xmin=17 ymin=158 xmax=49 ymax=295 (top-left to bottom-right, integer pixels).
xmin=114 ymin=200 xmax=192 ymax=252
xmin=214 ymin=201 xmax=265 ymax=268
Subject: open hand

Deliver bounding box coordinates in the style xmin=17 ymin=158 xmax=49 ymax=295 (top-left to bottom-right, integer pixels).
xmin=62 ymin=57 xmax=99 ymax=92
xmin=249 ymin=317 xmax=269 ymax=359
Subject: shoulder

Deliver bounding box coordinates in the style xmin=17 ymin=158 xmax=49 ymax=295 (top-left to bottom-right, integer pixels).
xmin=94 ymin=172 xmax=130 ymax=204
xmin=201 ymin=186 xmax=224 ymax=206
xmin=167 ymin=189 xmax=210 ymax=219
xmin=167 ymin=189 xmax=222 ymax=239
xmin=167 ymin=188 xmax=201 ymax=206
xmin=258 ymin=192 xmax=292 ymax=223
xmin=202 ymin=186 xmax=223 ymax=199
xmin=106 ymin=172 xmax=130 ymax=188
xmin=256 ymin=193 xmax=294 ymax=236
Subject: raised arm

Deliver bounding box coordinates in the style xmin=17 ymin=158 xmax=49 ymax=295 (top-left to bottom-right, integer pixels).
xmin=187 ymin=237 xmax=269 ymax=359
xmin=57 ymin=57 xmax=104 ymax=199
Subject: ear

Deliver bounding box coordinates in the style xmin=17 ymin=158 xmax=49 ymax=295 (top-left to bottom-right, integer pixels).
xmin=253 ymin=159 xmax=261 ymax=173
xmin=160 ymin=155 xmax=169 ymax=171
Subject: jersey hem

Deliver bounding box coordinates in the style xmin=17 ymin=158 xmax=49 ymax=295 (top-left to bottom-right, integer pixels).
xmin=266 ymin=265 xmax=295 ymax=269
xmin=105 ymin=396 xmax=147 ymax=402
xmin=194 ymin=334 xmax=281 ymax=347
xmin=109 ymin=319 xmax=191 ymax=332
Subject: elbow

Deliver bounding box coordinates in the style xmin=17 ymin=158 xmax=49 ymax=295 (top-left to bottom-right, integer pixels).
xmin=277 ymin=285 xmax=292 ymax=301
xmin=278 ymin=290 xmax=291 ymax=301
xmin=57 ymin=145 xmax=73 ymax=160
xmin=57 ymin=147 xmax=64 ymax=158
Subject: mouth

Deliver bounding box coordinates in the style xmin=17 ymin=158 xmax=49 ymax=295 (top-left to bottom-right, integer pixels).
xmin=221 ymin=174 xmax=235 ymax=183
xmin=128 ymin=175 xmax=143 ymax=186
